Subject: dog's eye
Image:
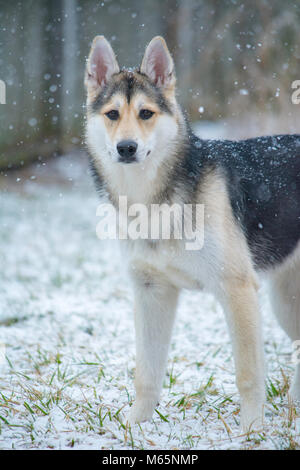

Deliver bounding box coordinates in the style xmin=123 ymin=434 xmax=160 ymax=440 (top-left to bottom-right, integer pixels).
xmin=139 ymin=109 xmax=154 ymax=120
xmin=105 ymin=110 xmax=119 ymax=121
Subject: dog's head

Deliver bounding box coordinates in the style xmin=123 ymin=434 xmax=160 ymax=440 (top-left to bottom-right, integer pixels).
xmin=85 ymin=36 xmax=182 ymax=166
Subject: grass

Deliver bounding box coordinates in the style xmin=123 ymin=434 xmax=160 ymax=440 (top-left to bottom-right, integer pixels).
xmin=0 ymin=340 xmax=299 ymax=449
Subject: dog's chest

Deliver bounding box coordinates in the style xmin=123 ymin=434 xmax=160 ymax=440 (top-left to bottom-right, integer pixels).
xmin=123 ymin=235 xmax=220 ymax=291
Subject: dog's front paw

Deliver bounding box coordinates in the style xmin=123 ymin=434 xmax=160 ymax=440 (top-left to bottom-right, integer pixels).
xmin=127 ymin=399 xmax=156 ymax=425
xmin=240 ymin=401 xmax=264 ymax=433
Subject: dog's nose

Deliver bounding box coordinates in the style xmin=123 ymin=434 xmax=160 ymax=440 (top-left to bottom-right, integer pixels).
xmin=117 ymin=140 xmax=138 ymax=162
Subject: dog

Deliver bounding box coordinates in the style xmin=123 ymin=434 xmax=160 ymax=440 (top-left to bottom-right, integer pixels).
xmin=84 ymin=35 xmax=300 ymax=431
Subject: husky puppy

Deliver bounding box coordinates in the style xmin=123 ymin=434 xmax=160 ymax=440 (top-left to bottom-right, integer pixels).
xmin=85 ymin=35 xmax=300 ymax=431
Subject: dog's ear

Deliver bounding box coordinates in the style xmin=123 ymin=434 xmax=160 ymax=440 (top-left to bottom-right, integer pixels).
xmin=85 ymin=36 xmax=119 ymax=96
xmin=140 ymin=36 xmax=175 ymax=89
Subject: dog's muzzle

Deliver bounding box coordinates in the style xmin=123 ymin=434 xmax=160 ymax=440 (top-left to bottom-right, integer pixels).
xmin=117 ymin=140 xmax=138 ymax=163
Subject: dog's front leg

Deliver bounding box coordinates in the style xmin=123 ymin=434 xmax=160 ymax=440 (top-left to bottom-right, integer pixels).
xmin=219 ymin=276 xmax=265 ymax=432
xmin=128 ymin=274 xmax=179 ymax=425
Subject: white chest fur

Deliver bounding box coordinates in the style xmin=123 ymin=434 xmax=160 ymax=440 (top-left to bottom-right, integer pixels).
xmin=120 ymin=228 xmax=222 ymax=293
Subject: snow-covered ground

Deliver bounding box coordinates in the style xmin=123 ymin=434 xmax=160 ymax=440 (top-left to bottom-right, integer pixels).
xmin=0 ymin=144 xmax=299 ymax=450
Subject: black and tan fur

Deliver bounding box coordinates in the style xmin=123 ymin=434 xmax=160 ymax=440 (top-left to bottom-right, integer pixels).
xmin=85 ymin=35 xmax=300 ymax=431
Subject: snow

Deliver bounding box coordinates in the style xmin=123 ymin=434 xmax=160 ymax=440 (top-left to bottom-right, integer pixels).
xmin=0 ymin=146 xmax=299 ymax=450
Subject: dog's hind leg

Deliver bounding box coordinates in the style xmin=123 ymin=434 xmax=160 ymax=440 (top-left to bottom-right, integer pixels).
xmin=269 ymin=260 xmax=300 ymax=401
xmin=127 ymin=269 xmax=179 ymax=424
xmin=218 ymin=274 xmax=265 ymax=432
